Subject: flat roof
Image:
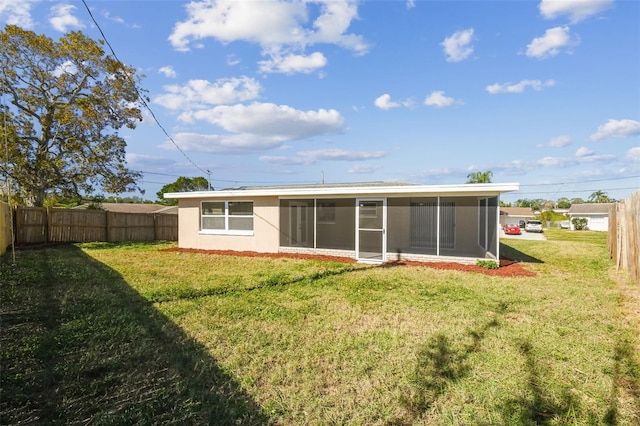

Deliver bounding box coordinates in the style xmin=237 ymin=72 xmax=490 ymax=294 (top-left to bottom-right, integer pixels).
xmin=165 ymin=182 xmax=520 ymax=199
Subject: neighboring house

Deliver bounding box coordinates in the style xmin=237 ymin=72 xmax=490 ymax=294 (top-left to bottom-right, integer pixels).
xmin=499 ymin=207 xmax=534 ymax=227
xmin=567 ymin=203 xmax=614 ymax=231
xmin=73 ymin=203 xmax=177 ymax=214
xmin=165 ymin=181 xmax=519 ymax=265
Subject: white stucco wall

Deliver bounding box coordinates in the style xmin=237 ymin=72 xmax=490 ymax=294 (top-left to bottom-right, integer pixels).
xmin=177 ymin=196 xmax=280 ymax=252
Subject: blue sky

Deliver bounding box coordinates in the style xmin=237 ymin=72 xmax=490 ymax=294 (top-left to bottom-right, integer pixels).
xmin=1 ymin=0 xmax=639 ymax=203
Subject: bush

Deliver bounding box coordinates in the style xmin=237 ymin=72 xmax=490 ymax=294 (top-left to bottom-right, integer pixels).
xmin=476 ymin=259 xmax=499 ymax=269
xmin=571 ymin=217 xmax=588 ymax=230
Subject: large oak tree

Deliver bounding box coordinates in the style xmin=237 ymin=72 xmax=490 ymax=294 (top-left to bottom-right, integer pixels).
xmin=0 ymin=25 xmax=145 ymax=207
xmin=157 ymin=176 xmax=210 ymax=205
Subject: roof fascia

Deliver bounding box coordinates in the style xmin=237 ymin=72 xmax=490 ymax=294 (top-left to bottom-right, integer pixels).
xmin=164 ymin=183 xmax=520 ymax=199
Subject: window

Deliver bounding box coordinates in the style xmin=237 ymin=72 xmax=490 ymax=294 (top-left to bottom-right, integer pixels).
xmin=201 ymin=201 xmax=253 ymax=234
xmin=318 ymin=201 xmax=336 ymax=224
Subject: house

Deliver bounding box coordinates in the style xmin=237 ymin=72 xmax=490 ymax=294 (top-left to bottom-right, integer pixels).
xmin=567 ymin=203 xmax=614 ymax=231
xmin=499 ymin=207 xmax=534 ymax=227
xmin=165 ymin=181 xmax=519 ymax=265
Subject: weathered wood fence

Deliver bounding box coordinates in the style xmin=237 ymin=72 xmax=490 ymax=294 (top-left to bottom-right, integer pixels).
xmin=11 ymin=207 xmax=177 ymax=245
xmin=1 ymin=201 xmax=12 ymax=255
xmin=609 ymin=190 xmax=640 ymax=285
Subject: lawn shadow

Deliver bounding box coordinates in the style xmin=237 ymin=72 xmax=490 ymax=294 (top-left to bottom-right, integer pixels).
xmin=1 ymin=245 xmax=270 ymax=425
xmin=500 ymin=242 xmax=544 ymax=264
xmin=498 ymin=339 xmax=600 ymax=425
xmin=394 ymin=316 xmax=500 ymax=422
xmin=605 ymin=334 xmax=640 ymax=424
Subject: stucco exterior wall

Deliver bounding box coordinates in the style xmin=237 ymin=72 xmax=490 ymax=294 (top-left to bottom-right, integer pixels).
xmin=177 ymin=196 xmax=280 ymax=252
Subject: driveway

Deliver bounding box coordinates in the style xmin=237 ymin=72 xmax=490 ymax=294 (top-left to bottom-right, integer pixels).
xmin=501 ymin=230 xmax=547 ymax=241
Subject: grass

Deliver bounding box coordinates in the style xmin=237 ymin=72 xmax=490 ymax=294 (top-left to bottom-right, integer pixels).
xmin=1 ymin=232 xmax=639 ymax=425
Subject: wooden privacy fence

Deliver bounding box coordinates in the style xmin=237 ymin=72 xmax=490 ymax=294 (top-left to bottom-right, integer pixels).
xmin=608 ymin=190 xmax=640 ymax=285
xmin=13 ymin=207 xmax=177 ymax=244
xmin=1 ymin=201 xmax=11 ymax=255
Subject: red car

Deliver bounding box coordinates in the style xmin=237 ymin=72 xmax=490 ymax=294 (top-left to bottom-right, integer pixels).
xmin=504 ymin=224 xmax=521 ymax=235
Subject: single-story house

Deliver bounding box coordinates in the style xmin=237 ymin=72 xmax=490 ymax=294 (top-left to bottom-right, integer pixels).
xmin=499 ymin=207 xmax=534 ymax=227
xmin=567 ymin=203 xmax=614 ymax=231
xmin=165 ymin=181 xmax=519 ymax=264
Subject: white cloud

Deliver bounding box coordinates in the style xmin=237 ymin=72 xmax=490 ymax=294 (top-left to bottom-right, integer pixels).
xmin=539 ymin=0 xmax=613 ymax=23
xmin=126 ymin=153 xmax=176 ymax=168
xmin=162 ymin=102 xmax=346 ymax=154
xmin=183 ymin=103 xmax=344 ymax=141
xmin=486 ymin=79 xmax=556 ymax=94
xmin=526 ymin=26 xmax=577 ymax=59
xmin=167 ymin=132 xmax=287 ymax=154
xmin=0 ymin=0 xmax=36 ymax=28
xmin=261 ymin=149 xmax=386 ymax=165
xmin=226 ymin=54 xmax=240 ymax=66
xmin=441 ymin=28 xmax=474 ymax=62
xmin=258 ymin=155 xmax=308 ymax=166
xmin=154 ymin=76 xmax=262 ymax=110
xmin=424 ymin=91 xmax=455 ymax=108
xmin=298 ymin=148 xmax=386 ymax=162
xmin=348 ymin=163 xmax=382 ymax=174
xmin=49 ymin=4 xmax=84 ymax=32
xmin=406 ymin=0 xmax=416 ymax=10
xmin=51 ymin=60 xmax=78 ymax=77
xmin=590 ymin=119 xmax=640 ymax=141
xmin=374 ymin=94 xmax=414 ymax=110
xmin=158 ymin=66 xmax=177 ymax=78
xmin=374 ymin=94 xmax=400 ymax=110
xmin=168 ymin=0 xmax=368 ymax=73
xmin=259 ymin=51 xmax=327 ymax=74
xmin=575 ymin=146 xmax=594 ymax=157
xmin=625 ymin=147 xmax=640 ymax=162
xmin=544 ymin=135 xmax=572 ymax=147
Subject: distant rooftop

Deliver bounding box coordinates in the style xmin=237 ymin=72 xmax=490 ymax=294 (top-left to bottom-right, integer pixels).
xmin=568 ymin=203 xmax=614 ymax=215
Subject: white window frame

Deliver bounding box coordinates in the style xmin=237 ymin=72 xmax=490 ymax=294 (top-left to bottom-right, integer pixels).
xmin=200 ymin=200 xmax=254 ymax=236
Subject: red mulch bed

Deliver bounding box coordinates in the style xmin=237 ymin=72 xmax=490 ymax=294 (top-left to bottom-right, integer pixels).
xmin=161 ymin=248 xmax=536 ymax=278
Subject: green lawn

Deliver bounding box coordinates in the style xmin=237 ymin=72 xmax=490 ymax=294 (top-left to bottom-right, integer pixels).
xmin=1 ymin=231 xmax=639 ymax=425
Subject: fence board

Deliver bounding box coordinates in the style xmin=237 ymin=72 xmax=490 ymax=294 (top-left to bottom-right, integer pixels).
xmin=13 ymin=207 xmax=177 ymax=244
xmin=49 ymin=208 xmax=107 ymax=242
xmin=107 ymin=212 xmax=156 ymax=242
xmin=15 ymin=207 xmax=47 ymax=244
xmin=155 ymin=214 xmax=178 ymax=241
xmin=609 ymin=191 xmax=640 ymax=285
xmin=1 ymin=201 xmax=12 ymax=255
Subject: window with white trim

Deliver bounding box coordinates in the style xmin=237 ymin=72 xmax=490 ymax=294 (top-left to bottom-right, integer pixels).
xmin=201 ymin=201 xmax=253 ymax=234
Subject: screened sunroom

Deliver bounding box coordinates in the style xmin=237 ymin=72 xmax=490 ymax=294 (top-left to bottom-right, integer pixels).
xmin=279 ymin=194 xmax=500 ymax=264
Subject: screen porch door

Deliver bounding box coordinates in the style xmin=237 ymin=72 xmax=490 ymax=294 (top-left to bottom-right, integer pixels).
xmin=356 ymin=199 xmax=386 ymax=263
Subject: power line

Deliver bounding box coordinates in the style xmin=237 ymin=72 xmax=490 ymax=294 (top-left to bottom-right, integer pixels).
xmin=80 ymin=0 xmax=210 ymax=178
xmin=519 ymin=174 xmax=640 ymax=187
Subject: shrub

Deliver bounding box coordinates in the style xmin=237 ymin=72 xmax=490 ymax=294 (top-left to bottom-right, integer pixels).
xmin=571 ymin=217 xmax=588 ymax=231
xmin=476 ymin=259 xmax=499 ymax=269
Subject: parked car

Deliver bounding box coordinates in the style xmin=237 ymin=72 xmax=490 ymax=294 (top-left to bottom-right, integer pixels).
xmin=504 ymin=224 xmax=521 ymax=235
xmin=518 ymin=219 xmax=526 ymax=229
xmin=525 ymin=220 xmax=543 ymax=233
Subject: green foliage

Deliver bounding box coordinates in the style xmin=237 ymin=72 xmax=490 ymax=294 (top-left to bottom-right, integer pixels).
xmin=571 ymin=217 xmax=589 ymax=230
xmin=0 ymin=25 xmax=146 ymax=207
xmin=476 ymin=259 xmax=499 ymax=269
xmin=536 ymin=210 xmax=568 ymax=223
xmin=556 ymin=197 xmax=571 ymax=209
xmin=465 ymin=170 xmax=493 ymax=184
xmin=157 ymin=176 xmax=210 ymax=205
xmin=588 ymin=190 xmax=614 ymax=203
